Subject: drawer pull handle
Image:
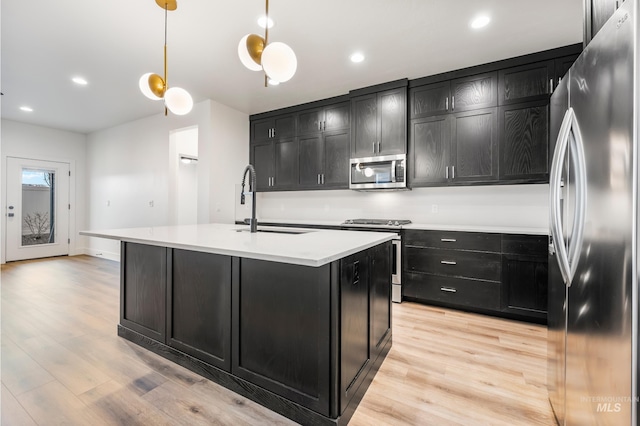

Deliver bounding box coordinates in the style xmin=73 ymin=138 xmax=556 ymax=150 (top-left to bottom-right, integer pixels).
xmin=440 ymin=260 xmax=457 ymax=265
xmin=440 ymin=287 xmax=457 ymax=293
xmin=441 ymin=238 xmax=457 ymax=242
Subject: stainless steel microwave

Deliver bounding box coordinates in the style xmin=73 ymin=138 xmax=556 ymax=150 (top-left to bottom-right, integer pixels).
xmin=349 ymin=154 xmax=407 ymax=190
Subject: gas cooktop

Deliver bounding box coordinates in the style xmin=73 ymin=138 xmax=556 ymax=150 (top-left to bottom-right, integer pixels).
xmin=342 ymin=219 xmax=412 ymax=227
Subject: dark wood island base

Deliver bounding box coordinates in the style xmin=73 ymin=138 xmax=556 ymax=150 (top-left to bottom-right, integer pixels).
xmin=117 ymin=240 xmax=393 ymax=425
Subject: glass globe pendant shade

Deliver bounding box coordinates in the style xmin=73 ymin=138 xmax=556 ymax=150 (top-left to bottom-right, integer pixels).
xmin=164 ymin=87 xmax=193 ymax=115
xmin=139 ymin=73 xmax=162 ymax=100
xmin=261 ymin=42 xmax=297 ymax=83
xmin=238 ymin=34 xmax=264 ymax=72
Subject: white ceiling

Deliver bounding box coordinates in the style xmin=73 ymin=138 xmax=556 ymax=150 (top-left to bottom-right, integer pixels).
xmin=1 ymin=0 xmax=583 ymax=134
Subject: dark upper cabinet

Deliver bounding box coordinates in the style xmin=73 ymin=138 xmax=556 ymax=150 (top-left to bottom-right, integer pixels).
xmin=498 ymin=61 xmax=554 ymax=105
xmin=585 ymin=0 xmax=621 ymax=45
xmin=297 ymin=101 xmax=350 ymax=190
xmin=450 ymin=107 xmax=498 ymax=183
xmin=250 ymin=114 xmax=295 ymax=143
xmin=499 ymin=100 xmax=549 ymax=182
xmin=250 ymin=141 xmax=275 ymax=191
xmin=410 ymin=81 xmax=451 ymax=119
xmin=298 ymin=103 xmax=349 ymax=136
xmin=554 ymin=55 xmax=579 ymax=85
xmin=451 ymin=72 xmax=497 ymax=112
xmin=351 ymin=87 xmax=407 ymax=157
xmin=274 ymin=138 xmax=298 ymax=189
xmin=408 ymin=115 xmax=450 ymax=186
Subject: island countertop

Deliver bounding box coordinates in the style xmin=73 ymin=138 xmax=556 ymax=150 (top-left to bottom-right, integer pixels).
xmin=80 ymin=223 xmax=396 ymax=267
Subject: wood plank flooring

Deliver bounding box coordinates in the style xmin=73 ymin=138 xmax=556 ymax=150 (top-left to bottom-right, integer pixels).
xmin=1 ymin=255 xmax=556 ymax=425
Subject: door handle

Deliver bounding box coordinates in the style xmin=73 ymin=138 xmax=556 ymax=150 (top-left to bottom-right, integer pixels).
xmin=440 ymin=238 xmax=456 ymax=242
xmin=452 ymin=96 xmax=455 ymax=111
xmin=440 ymin=260 xmax=457 ymax=265
xmin=372 ymin=142 xmax=376 ymax=153
xmin=445 ymin=97 xmax=449 ymax=111
xmin=440 ymin=287 xmax=457 ymax=293
xmin=452 ymin=166 xmax=455 ymax=179
xmin=445 ymin=166 xmax=449 ymax=179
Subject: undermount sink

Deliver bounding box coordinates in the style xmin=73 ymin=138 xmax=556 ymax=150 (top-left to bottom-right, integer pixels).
xmin=235 ymin=228 xmax=311 ymax=235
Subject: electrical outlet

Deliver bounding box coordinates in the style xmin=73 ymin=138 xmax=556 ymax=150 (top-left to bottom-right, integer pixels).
xmin=431 ymin=204 xmax=439 ymax=213
xmin=149 ymin=200 xmax=154 ymax=207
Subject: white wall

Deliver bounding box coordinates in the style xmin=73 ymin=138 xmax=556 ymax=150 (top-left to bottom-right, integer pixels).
xmin=1 ymin=119 xmax=87 ymax=263
xmin=245 ymin=184 xmax=549 ymax=230
xmin=84 ymin=99 xmax=249 ymax=261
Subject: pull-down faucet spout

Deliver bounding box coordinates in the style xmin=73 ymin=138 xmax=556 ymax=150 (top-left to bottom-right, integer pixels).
xmin=240 ymin=164 xmax=258 ymax=233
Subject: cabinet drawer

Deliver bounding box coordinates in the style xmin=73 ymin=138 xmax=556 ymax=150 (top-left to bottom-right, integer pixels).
xmin=405 ymin=247 xmax=501 ymax=282
xmin=404 ymin=230 xmax=501 ymax=252
xmin=404 ymin=272 xmax=501 ymax=311
xmin=502 ymin=234 xmax=548 ymax=256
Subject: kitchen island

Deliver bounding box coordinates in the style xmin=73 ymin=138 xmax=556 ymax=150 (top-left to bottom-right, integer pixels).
xmin=81 ymin=223 xmax=395 ymax=425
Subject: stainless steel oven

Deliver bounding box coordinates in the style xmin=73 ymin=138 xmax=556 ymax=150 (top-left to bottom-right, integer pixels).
xmin=342 ymin=219 xmax=409 ymax=303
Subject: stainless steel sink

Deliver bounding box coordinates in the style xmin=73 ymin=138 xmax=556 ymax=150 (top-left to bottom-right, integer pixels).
xmin=235 ymin=228 xmax=310 ymax=235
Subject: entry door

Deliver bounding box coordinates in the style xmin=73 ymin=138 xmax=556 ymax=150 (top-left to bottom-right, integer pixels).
xmin=5 ymin=157 xmax=70 ymax=261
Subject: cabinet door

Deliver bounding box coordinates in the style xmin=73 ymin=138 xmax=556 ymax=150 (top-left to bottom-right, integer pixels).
xmin=498 ymin=61 xmax=554 ymax=105
xmin=378 ymin=87 xmax=407 ymax=155
xmin=274 ymin=115 xmax=295 ymax=139
xmin=409 ymin=115 xmax=450 ymax=186
xmin=554 ymin=55 xmax=579 ymax=85
xmin=410 ymin=81 xmax=450 ymax=119
xmin=251 ymin=141 xmax=274 ymax=191
xmin=274 ymin=138 xmax=298 ymax=189
xmin=298 ymin=108 xmax=324 ymax=135
xmin=340 ymin=251 xmax=370 ymax=413
xmin=250 ymin=118 xmax=274 ymax=143
xmin=451 ymin=72 xmax=497 ymax=112
xmin=499 ymin=100 xmax=549 ymax=182
xmin=370 ymin=242 xmax=391 ymax=358
xmin=121 ymin=242 xmax=167 ymax=342
xmin=323 ymin=130 xmax=350 ymax=188
xmin=168 ymin=250 xmax=232 ymax=371
xmin=451 ymin=107 xmax=498 ymax=183
xmin=298 ymin=134 xmax=323 ymax=187
xmin=324 ymin=102 xmax=350 ymax=131
xmin=502 ymin=254 xmax=548 ymax=319
xmin=351 ymin=94 xmax=378 ymax=157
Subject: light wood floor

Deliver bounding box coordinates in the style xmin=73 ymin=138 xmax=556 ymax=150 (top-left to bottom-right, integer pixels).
xmin=1 ymin=255 xmax=556 ymax=425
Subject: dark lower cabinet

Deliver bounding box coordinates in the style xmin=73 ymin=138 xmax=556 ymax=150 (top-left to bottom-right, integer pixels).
xmin=234 ymin=259 xmax=332 ymax=415
xmin=340 ymin=250 xmax=370 ymax=413
xmin=121 ymin=242 xmax=167 ymax=342
xmin=168 ymin=249 xmax=232 ymax=371
xmin=118 ymin=241 xmax=392 ymax=426
xmin=403 ymin=230 xmax=548 ymax=323
xmin=501 ymin=235 xmax=548 ymax=322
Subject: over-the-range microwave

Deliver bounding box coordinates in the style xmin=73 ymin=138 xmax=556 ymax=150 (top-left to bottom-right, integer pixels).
xmin=349 ymin=153 xmax=407 ymax=190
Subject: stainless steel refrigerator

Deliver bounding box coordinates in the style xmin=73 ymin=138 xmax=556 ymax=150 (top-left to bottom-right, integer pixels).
xmin=547 ymin=1 xmax=638 ymax=425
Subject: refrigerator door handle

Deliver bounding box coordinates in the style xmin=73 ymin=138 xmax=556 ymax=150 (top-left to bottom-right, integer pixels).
xmin=550 ymin=107 xmax=588 ymax=287
xmin=550 ymin=108 xmax=573 ymax=285
xmin=567 ymin=111 xmax=587 ymax=285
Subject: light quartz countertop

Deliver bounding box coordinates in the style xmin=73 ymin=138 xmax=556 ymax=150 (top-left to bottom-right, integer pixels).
xmin=80 ymin=223 xmax=396 ymax=267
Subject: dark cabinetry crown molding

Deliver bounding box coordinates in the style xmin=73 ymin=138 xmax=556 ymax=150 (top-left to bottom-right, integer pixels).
xmin=409 ymin=43 xmax=582 ymax=88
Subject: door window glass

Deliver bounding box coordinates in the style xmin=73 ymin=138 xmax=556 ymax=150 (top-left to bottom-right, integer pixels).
xmin=21 ymin=168 xmax=55 ymax=246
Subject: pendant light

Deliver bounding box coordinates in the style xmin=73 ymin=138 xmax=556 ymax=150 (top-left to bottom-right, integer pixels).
xmin=139 ymin=0 xmax=193 ymax=115
xmin=237 ymin=0 xmax=297 ymax=86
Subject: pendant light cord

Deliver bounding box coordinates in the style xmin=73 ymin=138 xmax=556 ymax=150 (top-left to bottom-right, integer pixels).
xmin=164 ymin=2 xmax=168 ymax=114
xmin=264 ymin=0 xmax=269 ymax=87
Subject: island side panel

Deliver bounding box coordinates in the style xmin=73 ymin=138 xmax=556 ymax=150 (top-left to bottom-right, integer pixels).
xmin=167 ymin=249 xmax=232 ymax=371
xmin=370 ymin=241 xmax=392 ymax=359
xmin=120 ymin=242 xmax=167 ymax=342
xmin=232 ymin=258 xmax=332 ymax=417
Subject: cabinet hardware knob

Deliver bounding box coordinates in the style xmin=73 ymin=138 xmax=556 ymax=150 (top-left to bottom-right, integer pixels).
xmin=440 ymin=287 xmax=457 ymax=293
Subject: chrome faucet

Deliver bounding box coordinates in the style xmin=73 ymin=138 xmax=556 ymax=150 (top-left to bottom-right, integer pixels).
xmin=240 ymin=164 xmax=258 ymax=233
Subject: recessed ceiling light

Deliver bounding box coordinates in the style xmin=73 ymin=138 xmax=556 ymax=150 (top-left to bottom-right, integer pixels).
xmin=257 ymin=16 xmax=274 ymax=28
xmin=20 ymin=106 xmax=33 ymax=112
xmin=72 ymin=76 xmax=88 ymax=85
xmin=470 ymin=15 xmax=491 ymax=29
xmin=350 ymin=52 xmax=365 ymax=63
